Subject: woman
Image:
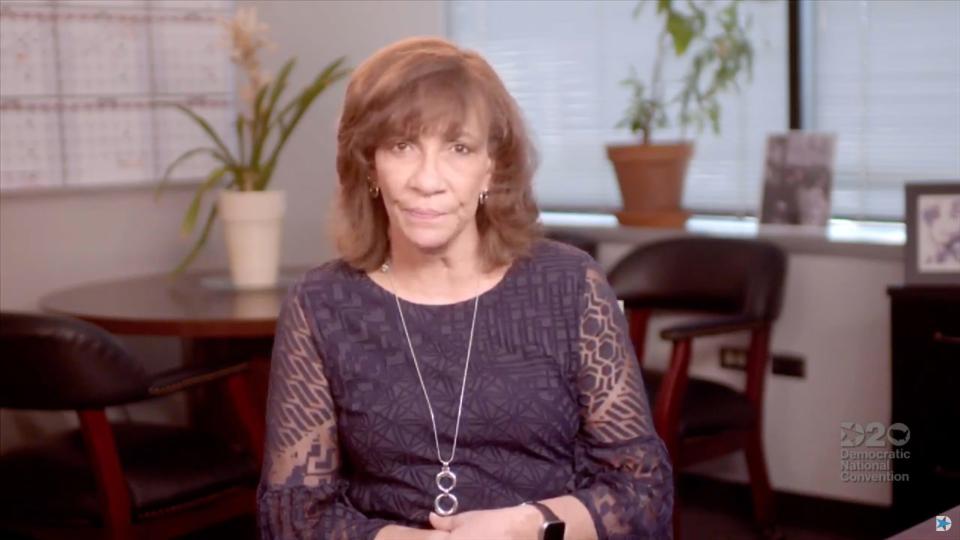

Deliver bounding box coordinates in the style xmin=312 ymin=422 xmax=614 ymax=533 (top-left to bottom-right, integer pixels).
xmin=257 ymin=37 xmax=673 ymax=540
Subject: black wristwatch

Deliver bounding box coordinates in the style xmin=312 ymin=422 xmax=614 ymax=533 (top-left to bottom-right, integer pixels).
xmin=522 ymin=501 xmax=566 ymax=540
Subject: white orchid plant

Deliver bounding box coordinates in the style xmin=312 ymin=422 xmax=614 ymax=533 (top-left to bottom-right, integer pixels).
xmin=155 ymin=7 xmax=349 ymax=274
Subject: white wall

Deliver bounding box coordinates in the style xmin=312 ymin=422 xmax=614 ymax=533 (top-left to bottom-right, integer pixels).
xmin=0 ymin=0 xmax=901 ymax=507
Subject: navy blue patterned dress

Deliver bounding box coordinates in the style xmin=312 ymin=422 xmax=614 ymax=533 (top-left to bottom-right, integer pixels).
xmin=257 ymin=239 xmax=673 ymax=539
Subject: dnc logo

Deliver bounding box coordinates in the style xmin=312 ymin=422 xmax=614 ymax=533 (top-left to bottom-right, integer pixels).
xmin=936 ymin=515 xmax=952 ymax=532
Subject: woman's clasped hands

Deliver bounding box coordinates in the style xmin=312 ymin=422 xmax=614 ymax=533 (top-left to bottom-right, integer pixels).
xmin=427 ymin=504 xmax=542 ymax=540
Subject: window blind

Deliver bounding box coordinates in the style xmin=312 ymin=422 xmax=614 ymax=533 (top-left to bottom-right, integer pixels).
xmin=805 ymin=0 xmax=960 ymax=220
xmin=447 ymin=0 xmax=788 ymax=214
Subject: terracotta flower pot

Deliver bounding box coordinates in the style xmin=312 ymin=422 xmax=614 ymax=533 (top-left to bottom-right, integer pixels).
xmin=606 ymin=142 xmax=694 ymax=227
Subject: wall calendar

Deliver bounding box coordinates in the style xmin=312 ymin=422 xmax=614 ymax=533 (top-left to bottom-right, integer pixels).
xmin=0 ymin=0 xmax=235 ymax=192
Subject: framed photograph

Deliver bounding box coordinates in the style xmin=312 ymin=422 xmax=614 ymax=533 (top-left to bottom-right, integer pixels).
xmin=904 ymin=182 xmax=960 ymax=285
xmin=759 ymin=132 xmax=836 ymax=227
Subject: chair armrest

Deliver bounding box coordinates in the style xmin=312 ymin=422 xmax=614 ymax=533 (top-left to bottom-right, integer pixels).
xmin=659 ymin=315 xmax=766 ymax=341
xmin=148 ymin=361 xmax=249 ymax=397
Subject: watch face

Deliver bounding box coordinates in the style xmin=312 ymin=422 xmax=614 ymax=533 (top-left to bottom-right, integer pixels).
xmin=543 ymin=522 xmax=566 ymax=540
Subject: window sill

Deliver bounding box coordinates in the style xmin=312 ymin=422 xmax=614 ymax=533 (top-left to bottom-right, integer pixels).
xmin=540 ymin=212 xmax=905 ymax=261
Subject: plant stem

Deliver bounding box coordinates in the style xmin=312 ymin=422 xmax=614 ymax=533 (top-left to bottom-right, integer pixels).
xmin=241 ymin=169 xmax=258 ymax=191
xmin=648 ymin=27 xmax=668 ymax=146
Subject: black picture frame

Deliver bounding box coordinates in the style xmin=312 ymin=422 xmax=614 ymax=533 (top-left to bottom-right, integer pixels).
xmin=904 ymin=181 xmax=960 ymax=285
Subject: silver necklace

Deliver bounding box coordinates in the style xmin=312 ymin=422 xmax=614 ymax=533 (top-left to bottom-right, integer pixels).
xmin=381 ymin=262 xmax=480 ymax=517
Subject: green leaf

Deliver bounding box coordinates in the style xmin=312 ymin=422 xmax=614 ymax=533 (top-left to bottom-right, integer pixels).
xmin=173 ymin=104 xmax=237 ymax=166
xmin=154 ymin=147 xmax=226 ymax=201
xmin=273 ymin=57 xmax=349 ymax=126
xmin=250 ymin=84 xmax=271 ymax=168
xmin=721 ymin=2 xmax=738 ymax=32
xmin=252 ymin=84 xmax=269 ymax=126
xmin=265 ymin=59 xmax=296 ymax=123
xmin=707 ymin=103 xmax=720 ymax=134
xmin=249 ymin=60 xmax=295 ymax=174
xmin=258 ymin=57 xmax=349 ymax=191
xmin=171 ymin=204 xmax=218 ymax=276
xmin=632 ymin=0 xmax=648 ymax=19
xmin=667 ymin=12 xmax=695 ymax=55
xmin=235 ymin=116 xmax=246 ymax=165
xmin=656 ymin=0 xmax=672 ymax=15
xmin=180 ymin=166 xmax=227 ymax=236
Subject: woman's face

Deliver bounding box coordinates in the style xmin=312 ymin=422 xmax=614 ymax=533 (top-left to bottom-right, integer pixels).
xmin=373 ymin=114 xmax=493 ymax=254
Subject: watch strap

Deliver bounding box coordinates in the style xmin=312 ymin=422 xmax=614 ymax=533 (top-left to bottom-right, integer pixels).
xmin=523 ymin=501 xmax=565 ymax=540
xmin=522 ymin=500 xmax=562 ymax=524
xmin=522 ymin=500 xmax=565 ymax=540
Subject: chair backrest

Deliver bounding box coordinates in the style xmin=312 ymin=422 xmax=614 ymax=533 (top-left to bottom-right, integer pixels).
xmin=0 ymin=312 xmax=150 ymax=410
xmin=608 ymin=237 xmax=787 ymax=321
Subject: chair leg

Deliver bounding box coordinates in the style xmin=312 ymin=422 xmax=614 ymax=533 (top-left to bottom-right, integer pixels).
xmin=744 ymin=429 xmax=774 ymax=528
xmin=226 ymin=371 xmax=265 ymax=466
xmin=77 ymin=410 xmax=134 ymax=540
xmin=653 ymin=338 xmax=692 ymax=439
xmin=627 ymin=309 xmax=651 ymax=368
xmin=655 ymin=338 xmax=691 ymax=540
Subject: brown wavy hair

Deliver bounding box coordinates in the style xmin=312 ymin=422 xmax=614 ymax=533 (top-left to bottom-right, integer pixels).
xmin=334 ymin=36 xmax=541 ymax=272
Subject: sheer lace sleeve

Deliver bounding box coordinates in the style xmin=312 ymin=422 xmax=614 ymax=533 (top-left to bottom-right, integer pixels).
xmin=257 ymin=280 xmax=390 ymax=540
xmin=570 ymin=261 xmax=674 ymax=539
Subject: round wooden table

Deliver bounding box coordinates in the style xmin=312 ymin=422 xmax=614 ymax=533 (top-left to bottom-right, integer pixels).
xmin=39 ymin=268 xmax=307 ymax=338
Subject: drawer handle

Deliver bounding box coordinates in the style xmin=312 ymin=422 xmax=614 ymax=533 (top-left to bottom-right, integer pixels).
xmin=933 ymin=331 xmax=960 ymax=345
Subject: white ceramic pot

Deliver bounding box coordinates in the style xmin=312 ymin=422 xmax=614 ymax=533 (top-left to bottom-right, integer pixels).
xmin=218 ymin=190 xmax=286 ymax=290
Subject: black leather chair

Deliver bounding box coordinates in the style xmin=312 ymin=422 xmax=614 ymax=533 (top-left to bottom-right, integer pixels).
xmin=608 ymin=237 xmax=787 ymax=539
xmin=0 ymin=312 xmax=263 ymax=540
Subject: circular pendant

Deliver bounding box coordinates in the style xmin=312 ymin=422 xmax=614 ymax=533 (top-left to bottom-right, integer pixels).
xmin=434 ymin=466 xmax=458 ymax=515
xmin=434 ymin=492 xmax=458 ymax=516
xmin=436 ymin=468 xmax=457 ymax=492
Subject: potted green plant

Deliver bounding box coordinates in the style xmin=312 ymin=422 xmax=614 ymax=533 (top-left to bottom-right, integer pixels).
xmin=155 ymin=7 xmax=348 ymax=288
xmin=609 ymin=0 xmax=754 ymax=227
